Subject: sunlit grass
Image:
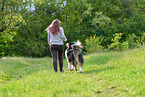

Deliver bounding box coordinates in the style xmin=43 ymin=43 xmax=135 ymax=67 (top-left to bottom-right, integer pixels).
xmin=0 ymin=47 xmax=145 ymax=97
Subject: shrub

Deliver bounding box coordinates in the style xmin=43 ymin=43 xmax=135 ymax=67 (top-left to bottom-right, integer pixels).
xmin=85 ymin=35 xmax=104 ymax=54
xmin=10 ymin=38 xmax=50 ymax=57
xmin=0 ymin=30 xmax=14 ymax=57
xmin=141 ymin=33 xmax=145 ymax=46
xmin=108 ymin=33 xmax=129 ymax=51
xmin=126 ymin=33 xmax=145 ymax=49
xmin=22 ymin=40 xmax=49 ymax=57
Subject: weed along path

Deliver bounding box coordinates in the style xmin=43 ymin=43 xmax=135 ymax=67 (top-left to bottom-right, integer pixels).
xmin=0 ymin=47 xmax=145 ymax=96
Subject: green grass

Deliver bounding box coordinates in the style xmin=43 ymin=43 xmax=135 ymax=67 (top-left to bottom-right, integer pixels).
xmin=0 ymin=47 xmax=145 ymax=97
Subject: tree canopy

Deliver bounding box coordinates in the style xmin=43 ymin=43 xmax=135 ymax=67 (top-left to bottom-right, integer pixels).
xmin=0 ymin=0 xmax=145 ymax=57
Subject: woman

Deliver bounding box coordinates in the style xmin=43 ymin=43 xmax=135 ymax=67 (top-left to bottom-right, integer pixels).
xmin=45 ymin=19 xmax=67 ymax=73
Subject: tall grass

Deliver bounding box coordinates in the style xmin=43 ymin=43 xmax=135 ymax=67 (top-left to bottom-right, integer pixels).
xmin=0 ymin=47 xmax=145 ymax=97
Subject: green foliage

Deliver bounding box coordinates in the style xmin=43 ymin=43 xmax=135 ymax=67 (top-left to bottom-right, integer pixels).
xmin=108 ymin=33 xmax=129 ymax=51
xmin=0 ymin=29 xmax=16 ymax=56
xmin=60 ymin=0 xmax=89 ymax=42
xmin=118 ymin=12 xmax=145 ymax=37
xmin=0 ymin=0 xmax=26 ymax=57
xmin=22 ymin=40 xmax=49 ymax=57
xmin=10 ymin=38 xmax=50 ymax=57
xmin=127 ymin=33 xmax=145 ymax=49
xmin=1 ymin=0 xmax=145 ymax=57
xmin=141 ymin=33 xmax=145 ymax=46
xmin=85 ymin=35 xmax=104 ymax=54
xmin=91 ymin=12 xmax=111 ymax=30
xmin=0 ymin=35 xmax=5 ymax=57
xmin=136 ymin=0 xmax=145 ymax=13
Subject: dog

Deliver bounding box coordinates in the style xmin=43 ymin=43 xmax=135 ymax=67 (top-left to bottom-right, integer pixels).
xmin=65 ymin=40 xmax=84 ymax=73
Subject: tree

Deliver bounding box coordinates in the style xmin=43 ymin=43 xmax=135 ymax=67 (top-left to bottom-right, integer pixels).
xmin=1 ymin=0 xmax=145 ymax=57
xmin=0 ymin=0 xmax=26 ymax=56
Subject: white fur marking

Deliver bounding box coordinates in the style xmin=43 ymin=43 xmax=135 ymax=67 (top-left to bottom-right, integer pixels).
xmin=75 ymin=40 xmax=81 ymax=46
xmin=71 ymin=65 xmax=74 ymax=70
xmin=65 ymin=50 xmax=68 ymax=61
xmin=68 ymin=62 xmax=71 ymax=69
xmin=80 ymin=66 xmax=82 ymax=72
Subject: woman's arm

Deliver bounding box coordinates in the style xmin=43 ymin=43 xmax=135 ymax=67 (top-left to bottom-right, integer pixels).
xmin=47 ymin=31 xmax=50 ymax=45
xmin=60 ymin=27 xmax=67 ymax=42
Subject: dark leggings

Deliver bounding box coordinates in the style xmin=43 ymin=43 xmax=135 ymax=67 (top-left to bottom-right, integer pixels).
xmin=50 ymin=45 xmax=64 ymax=72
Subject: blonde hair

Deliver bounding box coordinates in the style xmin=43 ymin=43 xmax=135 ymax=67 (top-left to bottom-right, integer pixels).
xmin=45 ymin=19 xmax=61 ymax=35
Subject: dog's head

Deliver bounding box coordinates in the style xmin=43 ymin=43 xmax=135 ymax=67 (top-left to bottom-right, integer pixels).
xmin=66 ymin=40 xmax=83 ymax=49
xmin=66 ymin=42 xmax=76 ymax=49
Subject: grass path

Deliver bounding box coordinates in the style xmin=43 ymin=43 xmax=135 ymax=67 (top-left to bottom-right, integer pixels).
xmin=0 ymin=47 xmax=145 ymax=97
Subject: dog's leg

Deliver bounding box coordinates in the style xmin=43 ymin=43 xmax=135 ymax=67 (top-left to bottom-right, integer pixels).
xmin=80 ymin=66 xmax=83 ymax=73
xmin=72 ymin=62 xmax=77 ymax=73
xmin=72 ymin=57 xmax=77 ymax=73
xmin=68 ymin=62 xmax=70 ymax=70
xmin=79 ymin=62 xmax=83 ymax=73
xmin=74 ymin=67 xmax=77 ymax=73
xmin=74 ymin=62 xmax=78 ymax=73
xmin=71 ymin=64 xmax=74 ymax=71
xmin=68 ymin=62 xmax=72 ymax=71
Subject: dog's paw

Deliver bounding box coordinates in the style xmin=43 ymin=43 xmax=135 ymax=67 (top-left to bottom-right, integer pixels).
xmin=74 ymin=71 xmax=78 ymax=73
xmin=80 ymin=71 xmax=83 ymax=73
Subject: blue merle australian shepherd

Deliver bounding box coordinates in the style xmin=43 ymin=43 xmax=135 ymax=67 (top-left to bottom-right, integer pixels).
xmin=65 ymin=40 xmax=84 ymax=73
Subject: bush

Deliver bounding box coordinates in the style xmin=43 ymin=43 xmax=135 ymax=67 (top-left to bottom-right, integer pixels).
xmin=127 ymin=33 xmax=145 ymax=49
xmin=108 ymin=33 xmax=129 ymax=51
xmin=141 ymin=33 xmax=145 ymax=46
xmin=0 ymin=30 xmax=13 ymax=57
xmin=85 ymin=35 xmax=104 ymax=54
xmin=10 ymin=38 xmax=50 ymax=57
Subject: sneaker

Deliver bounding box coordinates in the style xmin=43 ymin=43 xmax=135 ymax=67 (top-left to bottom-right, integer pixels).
xmin=54 ymin=70 xmax=57 ymax=73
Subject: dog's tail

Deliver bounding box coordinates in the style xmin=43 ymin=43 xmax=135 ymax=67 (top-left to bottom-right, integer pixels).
xmin=78 ymin=52 xmax=84 ymax=66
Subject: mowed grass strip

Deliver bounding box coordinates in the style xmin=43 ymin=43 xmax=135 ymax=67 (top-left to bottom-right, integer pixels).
xmin=0 ymin=47 xmax=145 ymax=97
